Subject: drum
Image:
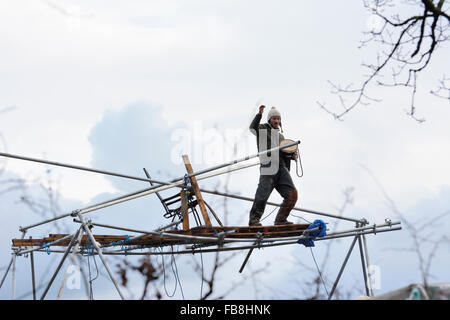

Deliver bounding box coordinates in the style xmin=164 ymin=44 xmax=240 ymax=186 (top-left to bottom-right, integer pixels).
xmin=280 ymin=139 xmax=298 ymax=154
xmin=280 ymin=138 xmax=303 ymax=177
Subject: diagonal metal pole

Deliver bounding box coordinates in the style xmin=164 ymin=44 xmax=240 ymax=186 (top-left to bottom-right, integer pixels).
xmin=0 ymin=151 xmax=155 ymax=183
xmin=328 ymin=236 xmax=358 ymax=300
xmin=198 ymin=189 xmax=365 ymax=224
xmin=0 ymin=258 xmax=13 ymax=290
xmin=142 ymin=168 xmax=170 ymax=213
xmin=17 ymin=233 xmax=76 ymax=256
xmin=77 ymin=212 xmax=126 ymax=300
xmin=1 ymin=140 xmax=299 ymax=183
xmin=40 ymin=228 xmax=81 ymax=300
xmin=239 ymin=246 xmax=256 ymax=273
xmin=57 ymin=227 xmax=85 ymax=300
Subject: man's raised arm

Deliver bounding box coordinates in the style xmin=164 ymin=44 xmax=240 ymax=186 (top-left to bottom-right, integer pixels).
xmin=249 ymin=105 xmax=265 ymax=134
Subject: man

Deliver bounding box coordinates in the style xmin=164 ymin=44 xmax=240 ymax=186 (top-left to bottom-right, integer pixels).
xmin=248 ymin=105 xmax=298 ymax=226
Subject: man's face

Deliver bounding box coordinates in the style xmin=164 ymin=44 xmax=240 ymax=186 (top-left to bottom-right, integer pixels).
xmin=269 ymin=116 xmax=281 ymax=129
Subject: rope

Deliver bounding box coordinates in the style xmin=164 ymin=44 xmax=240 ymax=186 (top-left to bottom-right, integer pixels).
xmin=260 ymin=206 xmax=278 ymax=222
xmin=40 ymin=242 xmax=51 ymax=255
xmin=159 ymin=246 xmax=178 ymax=298
xmin=172 ymin=246 xmax=185 ymax=299
xmin=295 ymin=156 xmax=304 ymax=178
xmin=309 ymin=247 xmax=329 ymax=297
xmin=261 ymin=208 xmax=311 ymax=224
xmin=291 ymin=213 xmax=312 ymax=224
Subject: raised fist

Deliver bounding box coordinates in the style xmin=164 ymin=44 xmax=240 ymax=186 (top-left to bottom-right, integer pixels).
xmin=258 ymin=105 xmax=266 ymax=114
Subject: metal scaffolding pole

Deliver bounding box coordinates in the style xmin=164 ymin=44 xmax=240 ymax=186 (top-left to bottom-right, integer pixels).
xmin=30 ymin=250 xmax=36 ymax=300
xmin=362 ymin=234 xmax=374 ymax=296
xmin=239 ymin=243 xmax=257 ymax=273
xmin=76 ymin=212 xmax=126 ymax=300
xmin=1 ymin=139 xmax=298 ymax=189
xmin=0 ymin=257 xmax=13 ymax=290
xmin=328 ymin=236 xmax=358 ymax=300
xmin=357 ymin=232 xmax=370 ymax=296
xmin=40 ymin=228 xmax=81 ymax=300
xmin=196 ymin=189 xmax=365 ymax=224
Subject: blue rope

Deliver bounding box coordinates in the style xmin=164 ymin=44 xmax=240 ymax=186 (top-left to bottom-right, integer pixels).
xmin=40 ymin=242 xmax=51 ymax=255
xmin=107 ymin=235 xmax=133 ymax=252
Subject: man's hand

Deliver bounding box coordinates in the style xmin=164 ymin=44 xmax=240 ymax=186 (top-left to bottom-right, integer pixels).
xmin=258 ymin=105 xmax=265 ymax=115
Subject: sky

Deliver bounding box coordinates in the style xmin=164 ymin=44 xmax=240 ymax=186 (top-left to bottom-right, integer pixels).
xmin=0 ymin=0 xmax=449 ymax=300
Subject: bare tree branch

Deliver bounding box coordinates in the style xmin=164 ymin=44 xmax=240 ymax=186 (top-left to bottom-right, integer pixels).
xmin=318 ymin=0 xmax=450 ymax=122
xmin=430 ymin=74 xmax=450 ymax=99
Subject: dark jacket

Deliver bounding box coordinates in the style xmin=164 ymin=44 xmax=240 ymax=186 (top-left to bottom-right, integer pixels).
xmin=249 ymin=113 xmax=291 ymax=171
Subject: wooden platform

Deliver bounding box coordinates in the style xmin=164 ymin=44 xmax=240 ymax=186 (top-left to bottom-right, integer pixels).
xmin=12 ymin=223 xmax=311 ymax=248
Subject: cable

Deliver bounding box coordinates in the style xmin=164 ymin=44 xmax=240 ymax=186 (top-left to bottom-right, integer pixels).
xmin=199 ymin=248 xmax=204 ymax=300
xmin=290 ymin=213 xmax=312 ymax=224
xmin=159 ymin=246 xmax=177 ymax=297
xmin=172 ymin=246 xmax=185 ymax=299
xmin=262 ymin=209 xmax=312 ymax=224
xmin=168 ymin=245 xmax=185 ymax=299
xmin=309 ymin=247 xmax=329 ymax=298
xmin=260 ymin=206 xmax=278 ymax=222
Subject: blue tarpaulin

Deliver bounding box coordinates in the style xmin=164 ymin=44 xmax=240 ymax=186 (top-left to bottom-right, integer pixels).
xmin=297 ymin=219 xmax=327 ymax=247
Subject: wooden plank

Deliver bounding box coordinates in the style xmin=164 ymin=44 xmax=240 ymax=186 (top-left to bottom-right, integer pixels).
xmin=182 ymin=154 xmax=212 ymax=227
xmin=180 ymin=189 xmax=190 ymax=231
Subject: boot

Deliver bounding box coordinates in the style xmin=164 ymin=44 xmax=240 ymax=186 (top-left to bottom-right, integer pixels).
xmin=249 ymin=208 xmax=263 ymax=226
xmin=274 ymin=189 xmax=298 ymax=225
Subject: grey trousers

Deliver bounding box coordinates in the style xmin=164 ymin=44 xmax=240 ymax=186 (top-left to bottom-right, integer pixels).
xmin=249 ymin=166 xmax=298 ymax=225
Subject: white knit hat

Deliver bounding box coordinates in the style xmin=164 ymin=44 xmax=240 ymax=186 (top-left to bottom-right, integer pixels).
xmin=267 ymin=107 xmax=281 ymax=121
